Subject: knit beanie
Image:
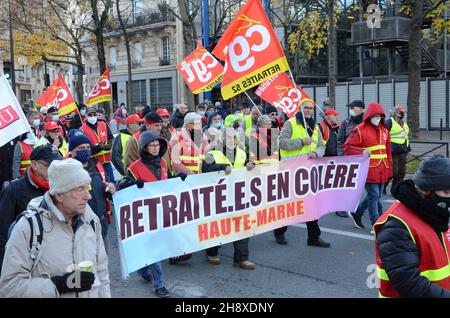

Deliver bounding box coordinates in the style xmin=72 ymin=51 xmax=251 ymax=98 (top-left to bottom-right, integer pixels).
xmin=413 ymin=154 xmax=450 ymax=191
xmin=48 ymin=158 xmax=91 ymax=195
xmin=68 ymin=129 xmax=91 ymax=151
xmin=265 ymin=105 xmax=278 ymax=114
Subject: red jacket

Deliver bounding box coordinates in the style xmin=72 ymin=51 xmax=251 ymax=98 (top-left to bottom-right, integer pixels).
xmin=343 ymin=103 xmax=392 ymax=184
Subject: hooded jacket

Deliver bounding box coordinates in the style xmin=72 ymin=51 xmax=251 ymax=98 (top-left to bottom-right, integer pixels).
xmin=203 ymin=112 xmax=224 ymax=147
xmin=343 ymin=103 xmax=392 ymax=184
xmin=0 ymin=192 xmax=110 ymax=298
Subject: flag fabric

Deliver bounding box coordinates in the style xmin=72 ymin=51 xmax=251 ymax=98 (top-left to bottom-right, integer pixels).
xmin=177 ymin=40 xmax=224 ymax=94
xmin=0 ymin=75 xmax=32 ymax=147
xmin=211 ymin=0 xmax=290 ymax=100
xmin=85 ymin=68 xmax=112 ymax=106
xmin=255 ymin=72 xmax=314 ymax=118
xmin=36 ymin=75 xmax=77 ymax=118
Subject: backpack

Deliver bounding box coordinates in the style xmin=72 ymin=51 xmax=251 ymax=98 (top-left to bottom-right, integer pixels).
xmin=7 ymin=197 xmax=96 ymax=273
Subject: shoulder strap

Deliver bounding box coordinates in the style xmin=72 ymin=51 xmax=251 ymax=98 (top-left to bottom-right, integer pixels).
xmin=90 ymin=219 xmax=96 ymax=233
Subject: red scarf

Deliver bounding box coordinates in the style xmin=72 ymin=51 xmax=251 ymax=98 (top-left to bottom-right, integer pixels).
xmin=29 ymin=168 xmax=49 ymax=190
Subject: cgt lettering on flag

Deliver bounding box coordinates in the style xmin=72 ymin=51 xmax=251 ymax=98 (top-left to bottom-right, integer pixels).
xmin=85 ymin=68 xmax=112 ymax=106
xmin=178 ymin=40 xmax=224 ymax=94
xmin=212 ymin=0 xmax=290 ymax=100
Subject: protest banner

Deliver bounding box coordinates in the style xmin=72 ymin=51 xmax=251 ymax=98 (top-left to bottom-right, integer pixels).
xmin=178 ymin=40 xmax=224 ymax=94
xmin=211 ymin=0 xmax=290 ymax=100
xmin=113 ymin=155 xmax=369 ymax=277
xmin=255 ymin=73 xmax=314 ymax=118
xmin=0 ymin=75 xmax=33 ymax=147
xmin=85 ymin=68 xmax=112 ymax=106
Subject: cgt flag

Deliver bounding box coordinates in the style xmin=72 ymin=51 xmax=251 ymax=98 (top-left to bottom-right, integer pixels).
xmin=212 ymin=0 xmax=290 ymax=100
xmin=85 ymin=68 xmax=112 ymax=106
xmin=36 ymin=75 xmax=78 ymax=119
xmin=178 ymin=40 xmax=224 ymax=94
xmin=255 ymin=73 xmax=314 ymax=118
xmin=0 ymin=75 xmax=32 ymax=147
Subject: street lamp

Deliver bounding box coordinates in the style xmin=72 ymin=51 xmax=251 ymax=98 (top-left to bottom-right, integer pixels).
xmin=8 ymin=0 xmax=16 ymax=94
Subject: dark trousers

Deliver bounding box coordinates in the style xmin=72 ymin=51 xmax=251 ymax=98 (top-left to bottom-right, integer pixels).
xmin=273 ymin=221 xmax=321 ymax=243
xmin=206 ymin=238 xmax=250 ymax=262
xmin=391 ymin=152 xmax=407 ymax=195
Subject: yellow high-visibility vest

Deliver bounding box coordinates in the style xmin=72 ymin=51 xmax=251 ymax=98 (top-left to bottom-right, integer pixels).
xmin=280 ymin=117 xmax=318 ymax=159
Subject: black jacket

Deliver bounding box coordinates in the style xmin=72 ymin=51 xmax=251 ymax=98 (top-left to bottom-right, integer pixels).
xmin=0 ymin=138 xmax=18 ymax=189
xmin=385 ymin=118 xmax=411 ymax=155
xmin=0 ymin=169 xmax=47 ymax=273
xmin=85 ymin=158 xmax=108 ymax=219
xmin=376 ymin=180 xmax=450 ymax=298
xmin=111 ymin=129 xmax=132 ymax=175
xmin=337 ymin=114 xmax=363 ymax=156
xmin=319 ymin=121 xmax=338 ymax=157
xmin=170 ymin=110 xmax=185 ymax=129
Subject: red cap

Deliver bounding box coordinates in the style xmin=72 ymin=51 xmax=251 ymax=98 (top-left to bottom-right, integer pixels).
xmin=125 ymin=114 xmax=143 ymax=125
xmin=324 ymin=108 xmax=340 ymax=117
xmin=155 ymin=108 xmax=170 ymax=117
xmin=44 ymin=121 xmax=60 ymax=132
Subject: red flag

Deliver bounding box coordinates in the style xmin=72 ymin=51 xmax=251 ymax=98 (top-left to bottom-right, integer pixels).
xmin=255 ymin=73 xmax=314 ymax=118
xmin=85 ymin=68 xmax=112 ymax=106
xmin=211 ymin=0 xmax=290 ymax=100
xmin=36 ymin=75 xmax=77 ymax=118
xmin=177 ymin=40 xmax=224 ymax=94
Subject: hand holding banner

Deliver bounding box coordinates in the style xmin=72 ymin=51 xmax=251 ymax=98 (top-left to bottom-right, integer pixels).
xmin=0 ymin=75 xmax=32 ymax=147
xmin=177 ymin=40 xmax=224 ymax=94
xmin=85 ymin=69 xmax=112 ymax=106
xmin=211 ymin=0 xmax=290 ymax=100
xmin=255 ymin=73 xmax=314 ymax=118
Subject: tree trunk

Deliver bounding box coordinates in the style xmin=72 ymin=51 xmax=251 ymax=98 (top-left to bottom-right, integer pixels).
xmin=327 ymin=0 xmax=337 ymax=109
xmin=407 ymin=0 xmax=423 ymax=140
xmin=76 ymin=56 xmax=84 ymax=103
xmin=116 ymin=0 xmax=133 ymax=111
xmin=178 ymin=0 xmax=196 ymax=109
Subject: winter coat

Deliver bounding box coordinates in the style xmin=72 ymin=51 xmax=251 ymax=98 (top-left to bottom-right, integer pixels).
xmin=375 ymin=180 xmax=450 ymax=298
xmin=385 ymin=118 xmax=411 ymax=155
xmin=0 ymin=139 xmax=18 ymax=187
xmin=170 ymin=110 xmax=186 ymax=129
xmin=337 ymin=114 xmax=363 ymax=156
xmin=319 ymin=120 xmax=339 ymax=157
xmin=343 ymin=104 xmax=392 ymax=184
xmin=0 ymin=169 xmax=47 ymax=273
xmin=111 ymin=129 xmax=132 ymax=175
xmin=0 ymin=192 xmax=111 ymax=298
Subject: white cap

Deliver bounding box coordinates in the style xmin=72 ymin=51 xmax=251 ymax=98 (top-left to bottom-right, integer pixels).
xmin=184 ymin=112 xmax=202 ymax=125
xmin=48 ymin=158 xmax=91 ymax=195
xmin=40 ymin=106 xmax=48 ymax=114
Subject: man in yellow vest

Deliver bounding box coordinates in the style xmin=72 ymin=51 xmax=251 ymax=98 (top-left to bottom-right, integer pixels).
xmin=111 ymin=114 xmax=142 ymax=177
xmin=36 ymin=122 xmax=68 ymax=157
xmin=279 ymin=99 xmax=330 ymax=248
xmin=242 ymin=106 xmax=260 ymax=140
xmin=385 ymin=105 xmax=410 ymax=195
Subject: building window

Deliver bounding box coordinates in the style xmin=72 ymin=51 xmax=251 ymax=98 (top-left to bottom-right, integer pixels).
xmin=133 ymin=0 xmax=143 ymax=20
xmin=161 ymin=37 xmax=170 ymax=65
xmin=133 ymin=42 xmax=142 ymax=68
xmin=150 ymin=78 xmax=172 ymax=108
xmin=109 ymin=46 xmax=117 ymax=71
xmin=129 ymin=80 xmax=146 ymax=108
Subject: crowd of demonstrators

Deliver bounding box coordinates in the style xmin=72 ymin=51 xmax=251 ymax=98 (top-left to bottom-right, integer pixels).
xmin=171 ymin=103 xmax=188 ymax=129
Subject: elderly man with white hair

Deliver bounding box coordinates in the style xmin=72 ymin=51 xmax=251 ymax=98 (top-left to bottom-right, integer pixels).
xmin=0 ymin=158 xmax=110 ymax=298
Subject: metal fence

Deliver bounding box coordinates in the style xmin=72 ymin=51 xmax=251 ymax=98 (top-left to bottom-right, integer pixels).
xmin=406 ymin=141 xmax=449 ymax=175
xmin=302 ymin=77 xmax=450 ymax=131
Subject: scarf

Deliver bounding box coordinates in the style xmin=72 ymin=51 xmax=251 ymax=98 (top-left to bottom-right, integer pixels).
xmin=394 ymin=180 xmax=449 ymax=233
xmin=29 ymin=167 xmax=49 ymax=190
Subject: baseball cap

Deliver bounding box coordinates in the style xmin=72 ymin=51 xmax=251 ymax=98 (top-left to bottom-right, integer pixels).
xmin=30 ymin=144 xmax=63 ymax=165
xmin=324 ymin=108 xmax=340 ymax=116
xmin=125 ymin=114 xmax=143 ymax=125
xmin=44 ymin=121 xmax=60 ymax=132
xmin=155 ymin=108 xmax=170 ymax=117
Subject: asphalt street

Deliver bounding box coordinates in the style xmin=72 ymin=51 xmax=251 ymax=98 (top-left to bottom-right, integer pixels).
xmin=107 ymin=188 xmax=396 ymax=298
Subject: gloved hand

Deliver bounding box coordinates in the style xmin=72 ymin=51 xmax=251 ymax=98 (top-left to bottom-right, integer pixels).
xmin=177 ymin=173 xmax=187 ymax=181
xmin=135 ymin=179 xmax=144 ymax=188
xmin=51 ymin=271 xmax=95 ymax=294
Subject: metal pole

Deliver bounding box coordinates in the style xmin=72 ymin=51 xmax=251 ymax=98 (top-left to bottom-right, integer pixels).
xmin=445 ymin=4 xmax=448 ymax=78
xmin=202 ymin=0 xmax=211 ymax=101
xmin=263 ymin=0 xmax=271 ymax=20
xmin=8 ymin=0 xmax=16 ymax=95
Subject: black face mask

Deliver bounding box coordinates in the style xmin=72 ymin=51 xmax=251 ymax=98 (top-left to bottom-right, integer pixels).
xmin=398 ymin=113 xmax=405 ymax=120
xmin=428 ymin=193 xmax=450 ymax=216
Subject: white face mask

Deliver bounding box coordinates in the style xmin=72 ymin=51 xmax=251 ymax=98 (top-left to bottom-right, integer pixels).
xmin=24 ymin=133 xmax=36 ymax=145
xmin=370 ymin=116 xmax=381 ymax=126
xmin=87 ymin=116 xmax=98 ymax=125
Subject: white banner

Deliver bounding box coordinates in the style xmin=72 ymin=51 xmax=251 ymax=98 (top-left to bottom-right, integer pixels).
xmin=0 ymin=75 xmax=31 ymax=147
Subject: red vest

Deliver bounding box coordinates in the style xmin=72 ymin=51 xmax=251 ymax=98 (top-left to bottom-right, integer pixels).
xmin=128 ymin=159 xmax=168 ymax=182
xmin=319 ymin=121 xmax=330 ymax=143
xmin=18 ymin=141 xmax=33 ymax=176
xmin=374 ymin=201 xmax=450 ymax=298
xmin=133 ymin=131 xmax=142 ymax=142
xmin=176 ymin=132 xmax=205 ymax=174
xmin=81 ymin=121 xmax=111 ymax=163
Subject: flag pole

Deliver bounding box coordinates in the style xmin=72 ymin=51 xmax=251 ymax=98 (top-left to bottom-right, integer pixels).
xmin=243 ymin=91 xmax=262 ymax=116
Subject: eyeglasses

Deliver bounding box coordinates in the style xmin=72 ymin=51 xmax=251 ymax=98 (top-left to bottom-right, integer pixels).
xmin=76 ymin=146 xmax=91 ymax=151
xmin=87 ymin=113 xmax=97 ymax=117
xmin=37 ymin=161 xmax=49 ymax=167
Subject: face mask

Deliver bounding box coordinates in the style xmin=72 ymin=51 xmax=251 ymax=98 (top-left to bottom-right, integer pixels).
xmin=349 ymin=109 xmax=356 ymax=117
xmin=87 ymin=116 xmax=98 ymax=125
xmin=198 ymin=111 xmax=205 ymax=116
xmin=370 ymin=116 xmax=382 ymax=126
xmin=233 ymin=122 xmax=240 ymax=129
xmin=398 ymin=113 xmax=404 ymax=120
xmin=32 ymin=119 xmax=41 ymax=127
xmin=80 ymin=109 xmax=86 ymax=116
xmin=212 ymin=122 xmax=222 ymax=129
xmin=24 ymin=133 xmax=35 ymax=145
xmin=52 ymin=115 xmax=59 ymax=121
xmin=429 ymin=193 xmax=450 ymax=214
xmin=74 ymin=149 xmax=92 ymax=163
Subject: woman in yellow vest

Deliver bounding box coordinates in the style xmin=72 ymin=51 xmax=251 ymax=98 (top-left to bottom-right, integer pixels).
xmin=202 ymin=127 xmax=257 ymax=269
xmin=279 ymin=99 xmax=330 ymax=248
xmin=35 ymin=121 xmax=69 ymax=157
